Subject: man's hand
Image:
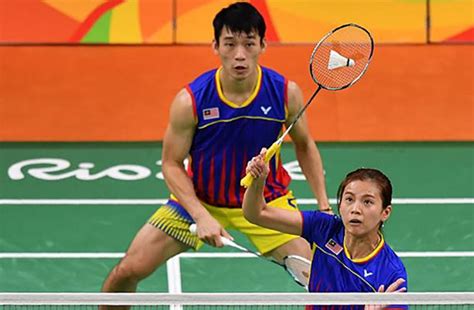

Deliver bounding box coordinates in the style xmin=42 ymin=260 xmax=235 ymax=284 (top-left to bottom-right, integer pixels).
xmin=194 ymin=214 xmax=232 ymax=247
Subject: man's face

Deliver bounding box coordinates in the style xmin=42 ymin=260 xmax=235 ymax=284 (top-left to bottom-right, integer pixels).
xmin=214 ymin=27 xmax=266 ymax=81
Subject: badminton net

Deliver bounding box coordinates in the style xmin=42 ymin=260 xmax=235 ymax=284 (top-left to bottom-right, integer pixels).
xmin=1 ymin=292 xmax=473 ymax=310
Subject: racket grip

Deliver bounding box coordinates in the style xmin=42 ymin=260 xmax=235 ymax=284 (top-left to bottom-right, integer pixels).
xmin=264 ymin=141 xmax=281 ymax=162
xmin=221 ymin=237 xmax=237 ymax=247
xmin=189 ymin=223 xmax=237 ymax=248
xmin=240 ymin=174 xmax=254 ymax=188
xmin=240 ymin=141 xmax=282 ymax=188
xmin=189 ymin=223 xmax=197 ymax=235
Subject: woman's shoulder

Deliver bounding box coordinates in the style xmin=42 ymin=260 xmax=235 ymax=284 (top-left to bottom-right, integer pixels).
xmin=381 ymin=242 xmax=407 ymax=272
xmin=303 ymin=211 xmax=344 ymax=233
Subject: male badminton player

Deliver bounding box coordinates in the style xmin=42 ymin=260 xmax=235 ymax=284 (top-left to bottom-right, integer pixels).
xmin=101 ymin=1 xmax=330 ymax=298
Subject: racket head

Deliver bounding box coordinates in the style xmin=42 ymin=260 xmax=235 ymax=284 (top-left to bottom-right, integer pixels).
xmin=283 ymin=255 xmax=311 ymax=288
xmin=310 ymin=23 xmax=374 ymax=91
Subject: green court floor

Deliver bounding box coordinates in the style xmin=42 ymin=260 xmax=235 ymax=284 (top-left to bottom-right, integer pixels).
xmin=0 ymin=142 xmax=473 ymax=292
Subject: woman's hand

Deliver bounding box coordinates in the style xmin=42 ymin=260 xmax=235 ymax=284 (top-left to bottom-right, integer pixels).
xmin=364 ymin=278 xmax=407 ymax=310
xmin=246 ymin=148 xmax=270 ymax=181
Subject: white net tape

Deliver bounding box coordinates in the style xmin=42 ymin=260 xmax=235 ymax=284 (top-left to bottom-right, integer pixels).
xmin=1 ymin=292 xmax=473 ymax=306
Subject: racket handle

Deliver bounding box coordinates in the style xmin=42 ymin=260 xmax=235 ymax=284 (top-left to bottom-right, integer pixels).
xmin=189 ymin=223 xmax=197 ymax=235
xmin=189 ymin=223 xmax=240 ymax=249
xmin=264 ymin=141 xmax=282 ymax=161
xmin=221 ymin=237 xmax=240 ymax=248
xmin=239 ymin=174 xmax=254 ymax=189
xmin=240 ymin=141 xmax=282 ymax=188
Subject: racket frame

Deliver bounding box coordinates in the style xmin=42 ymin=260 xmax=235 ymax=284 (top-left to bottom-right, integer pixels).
xmin=240 ymin=23 xmax=374 ymax=188
xmin=310 ymin=23 xmax=375 ymax=91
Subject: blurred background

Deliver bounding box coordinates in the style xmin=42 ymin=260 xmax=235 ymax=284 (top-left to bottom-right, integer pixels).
xmin=0 ymin=0 xmax=472 ymax=142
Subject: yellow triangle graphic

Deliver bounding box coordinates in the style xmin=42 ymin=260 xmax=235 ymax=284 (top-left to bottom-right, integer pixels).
xmin=42 ymin=0 xmax=106 ymax=22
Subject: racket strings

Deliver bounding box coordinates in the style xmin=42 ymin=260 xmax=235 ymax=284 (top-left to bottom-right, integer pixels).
xmin=284 ymin=255 xmax=311 ymax=287
xmin=311 ymin=25 xmax=373 ymax=90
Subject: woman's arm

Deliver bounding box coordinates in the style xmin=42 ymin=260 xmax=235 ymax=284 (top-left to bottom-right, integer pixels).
xmin=242 ymin=148 xmax=303 ymax=236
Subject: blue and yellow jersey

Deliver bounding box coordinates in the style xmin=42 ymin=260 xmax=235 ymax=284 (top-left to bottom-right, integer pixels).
xmin=301 ymin=211 xmax=408 ymax=310
xmin=185 ymin=65 xmax=291 ymax=207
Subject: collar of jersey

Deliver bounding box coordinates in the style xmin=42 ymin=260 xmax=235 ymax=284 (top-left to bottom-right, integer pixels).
xmin=215 ymin=65 xmax=262 ymax=108
xmin=343 ymin=232 xmax=385 ymax=263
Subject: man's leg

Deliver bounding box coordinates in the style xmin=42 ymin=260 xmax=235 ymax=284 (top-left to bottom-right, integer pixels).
xmin=227 ymin=191 xmax=313 ymax=283
xmin=101 ymin=223 xmax=190 ymax=292
xmin=228 ymin=192 xmax=312 ymax=263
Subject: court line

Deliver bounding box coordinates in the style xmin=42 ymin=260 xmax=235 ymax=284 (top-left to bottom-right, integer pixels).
xmin=1 ymin=251 xmax=473 ymax=259
xmin=166 ymin=256 xmax=182 ymax=295
xmin=3 ymin=251 xmax=472 ymax=296
xmin=0 ymin=198 xmax=473 ymax=205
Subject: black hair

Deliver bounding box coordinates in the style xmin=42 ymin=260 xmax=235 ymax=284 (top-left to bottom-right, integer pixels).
xmin=336 ymin=168 xmax=393 ymax=210
xmin=213 ymin=2 xmax=266 ymax=44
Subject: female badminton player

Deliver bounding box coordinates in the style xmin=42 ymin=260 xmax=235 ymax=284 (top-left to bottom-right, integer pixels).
xmin=243 ymin=148 xmax=408 ymax=309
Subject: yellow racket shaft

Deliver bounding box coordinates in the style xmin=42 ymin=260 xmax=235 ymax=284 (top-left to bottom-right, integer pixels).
xmin=240 ymin=141 xmax=282 ymax=188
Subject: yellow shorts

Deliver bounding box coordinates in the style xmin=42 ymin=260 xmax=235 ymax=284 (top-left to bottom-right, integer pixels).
xmin=148 ymin=191 xmax=300 ymax=254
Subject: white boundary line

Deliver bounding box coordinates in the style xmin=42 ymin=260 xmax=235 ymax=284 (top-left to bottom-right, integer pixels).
xmin=2 ymin=251 xmax=472 ymax=298
xmin=0 ymin=198 xmax=473 ymax=205
xmin=166 ymin=256 xmax=182 ymax=293
xmin=1 ymin=251 xmax=473 ymax=259
xmin=166 ymin=256 xmax=183 ymax=310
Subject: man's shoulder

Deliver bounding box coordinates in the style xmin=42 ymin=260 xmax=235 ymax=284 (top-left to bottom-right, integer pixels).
xmin=261 ymin=66 xmax=286 ymax=81
xmin=191 ymin=69 xmax=218 ymax=84
xmin=186 ymin=68 xmax=218 ymax=96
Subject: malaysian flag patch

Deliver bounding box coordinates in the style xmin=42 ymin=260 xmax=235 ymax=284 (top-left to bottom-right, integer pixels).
xmin=202 ymin=107 xmax=220 ymax=120
xmin=325 ymin=239 xmax=343 ymax=255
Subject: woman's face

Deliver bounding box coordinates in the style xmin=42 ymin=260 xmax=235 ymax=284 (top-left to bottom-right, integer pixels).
xmin=339 ymin=179 xmax=391 ymax=238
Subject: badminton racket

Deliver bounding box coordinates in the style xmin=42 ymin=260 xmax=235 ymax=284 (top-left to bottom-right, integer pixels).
xmin=189 ymin=223 xmax=311 ymax=288
xmin=241 ymin=23 xmax=374 ymax=188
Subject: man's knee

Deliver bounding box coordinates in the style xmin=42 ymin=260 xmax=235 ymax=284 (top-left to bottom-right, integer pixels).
xmin=113 ymin=256 xmax=153 ymax=283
